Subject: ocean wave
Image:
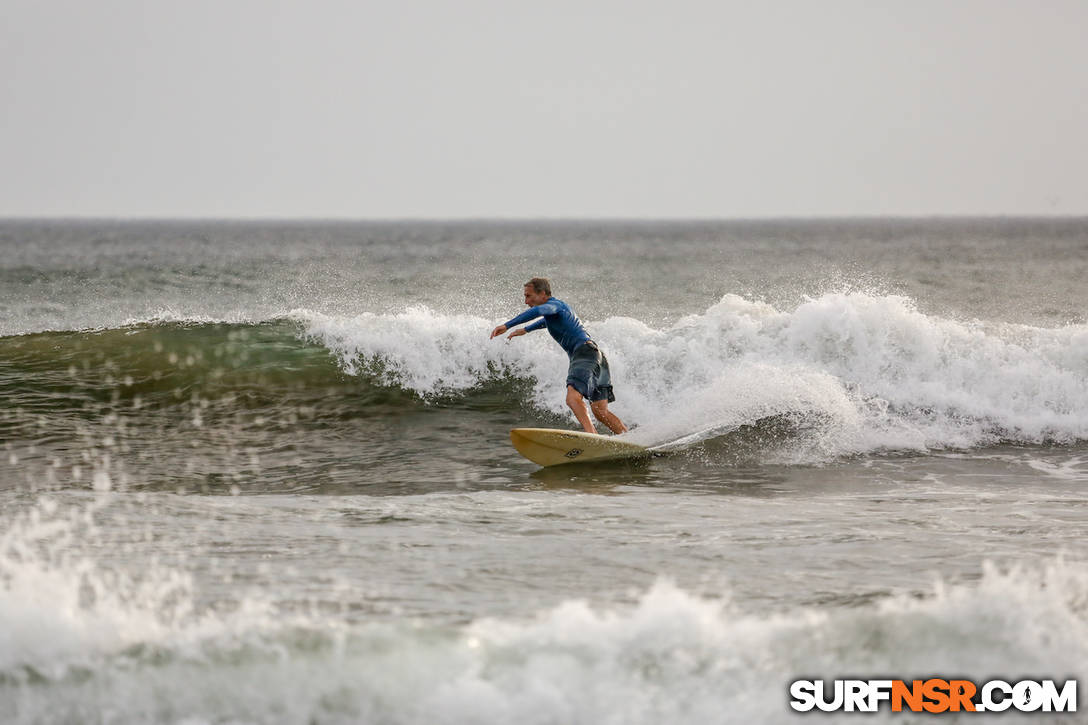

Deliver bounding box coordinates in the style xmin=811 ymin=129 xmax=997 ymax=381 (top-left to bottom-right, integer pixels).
xmin=2 ymin=497 xmax=1085 ymax=724
xmin=0 ymin=318 xmax=540 ymax=418
xmin=300 ymin=294 xmax=1088 ymax=457
xmin=4 ymin=293 xmax=1087 ymax=460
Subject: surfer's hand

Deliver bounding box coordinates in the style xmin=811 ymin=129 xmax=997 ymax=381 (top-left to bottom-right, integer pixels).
xmin=490 ymin=324 xmax=508 ymax=339
xmin=507 ymin=328 xmax=526 ymax=340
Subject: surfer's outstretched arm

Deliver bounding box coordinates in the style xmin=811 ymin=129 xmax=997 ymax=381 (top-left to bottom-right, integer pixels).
xmin=502 ymin=304 xmax=555 ymax=329
xmin=491 ymin=318 xmax=545 ymax=340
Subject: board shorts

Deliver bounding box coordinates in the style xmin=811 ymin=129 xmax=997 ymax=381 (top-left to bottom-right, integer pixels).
xmin=566 ymin=340 xmax=616 ymax=403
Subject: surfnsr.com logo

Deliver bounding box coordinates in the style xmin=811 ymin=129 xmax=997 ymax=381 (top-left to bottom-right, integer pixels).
xmin=789 ymin=679 xmax=1077 ymax=713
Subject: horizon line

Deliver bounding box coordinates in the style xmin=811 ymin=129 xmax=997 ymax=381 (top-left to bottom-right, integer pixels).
xmin=2 ymin=213 xmax=1087 ymax=224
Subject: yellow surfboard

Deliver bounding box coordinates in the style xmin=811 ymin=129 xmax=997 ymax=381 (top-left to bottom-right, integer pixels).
xmin=509 ymin=428 xmax=650 ymax=467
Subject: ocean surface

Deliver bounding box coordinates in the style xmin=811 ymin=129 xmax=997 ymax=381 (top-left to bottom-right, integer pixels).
xmin=2 ymin=218 xmax=1087 ymax=723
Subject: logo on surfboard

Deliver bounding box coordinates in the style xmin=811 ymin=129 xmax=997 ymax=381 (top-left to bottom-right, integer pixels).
xmin=565 ymin=448 xmax=583 ymax=458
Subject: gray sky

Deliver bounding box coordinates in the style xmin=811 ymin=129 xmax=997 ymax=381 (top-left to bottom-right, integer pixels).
xmin=2 ymin=0 xmax=1086 ymax=218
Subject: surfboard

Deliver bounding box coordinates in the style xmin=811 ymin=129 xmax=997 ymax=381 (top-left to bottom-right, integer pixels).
xmin=509 ymin=428 xmax=650 ymax=467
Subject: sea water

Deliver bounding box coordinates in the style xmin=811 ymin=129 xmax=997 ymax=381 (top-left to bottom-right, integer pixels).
xmin=1 ymin=219 xmax=1087 ymax=723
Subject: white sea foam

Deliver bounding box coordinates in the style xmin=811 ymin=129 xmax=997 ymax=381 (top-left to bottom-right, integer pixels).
xmin=297 ymin=293 xmax=1088 ymax=459
xmin=3 ymin=497 xmax=1085 ymax=724
xmin=295 ymin=305 xmax=570 ymax=401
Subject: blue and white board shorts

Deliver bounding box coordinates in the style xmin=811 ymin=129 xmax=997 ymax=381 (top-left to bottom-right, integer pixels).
xmin=566 ymin=341 xmax=616 ymax=403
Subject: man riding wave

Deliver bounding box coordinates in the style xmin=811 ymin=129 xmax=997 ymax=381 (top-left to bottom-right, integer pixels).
xmin=490 ymin=277 xmax=628 ymax=435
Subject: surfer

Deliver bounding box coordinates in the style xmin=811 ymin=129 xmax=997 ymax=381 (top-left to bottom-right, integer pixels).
xmin=490 ymin=278 xmax=628 ymax=435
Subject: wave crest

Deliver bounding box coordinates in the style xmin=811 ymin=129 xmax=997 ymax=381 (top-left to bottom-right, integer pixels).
xmin=300 ymin=293 xmax=1088 ymax=457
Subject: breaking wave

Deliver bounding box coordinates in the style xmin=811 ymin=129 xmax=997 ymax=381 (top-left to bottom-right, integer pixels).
xmin=2 ymin=496 xmax=1086 ymax=724
xmin=3 ymin=292 xmax=1086 ymax=462
xmin=301 ymin=293 xmax=1088 ymax=457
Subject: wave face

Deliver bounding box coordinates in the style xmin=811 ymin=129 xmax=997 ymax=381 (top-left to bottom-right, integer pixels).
xmin=3 ymin=291 xmax=1086 ymax=468
xmin=301 ymin=293 xmax=1088 ymax=458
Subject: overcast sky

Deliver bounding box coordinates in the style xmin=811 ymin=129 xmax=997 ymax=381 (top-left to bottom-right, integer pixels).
xmin=2 ymin=0 xmax=1086 ymax=218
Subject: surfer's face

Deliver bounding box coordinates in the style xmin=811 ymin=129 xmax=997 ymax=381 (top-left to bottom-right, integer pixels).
xmin=524 ymin=286 xmax=548 ymax=306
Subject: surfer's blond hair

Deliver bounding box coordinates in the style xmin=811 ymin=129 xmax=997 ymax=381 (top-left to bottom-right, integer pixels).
xmin=525 ymin=277 xmax=551 ymax=296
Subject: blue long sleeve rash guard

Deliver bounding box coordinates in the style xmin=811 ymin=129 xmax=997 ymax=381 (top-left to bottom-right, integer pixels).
xmin=504 ymin=297 xmax=591 ymax=357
